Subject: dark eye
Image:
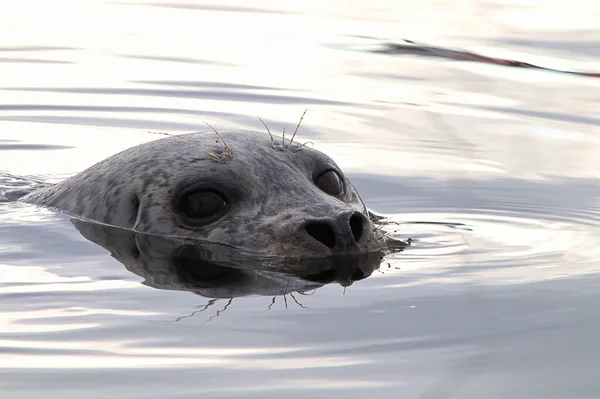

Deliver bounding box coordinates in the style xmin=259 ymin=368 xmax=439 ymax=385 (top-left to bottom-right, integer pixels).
xmin=315 ymin=170 xmax=343 ymax=196
xmin=180 ymin=190 xmax=226 ymax=220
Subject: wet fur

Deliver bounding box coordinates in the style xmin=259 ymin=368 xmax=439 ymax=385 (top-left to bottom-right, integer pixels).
xmin=22 ymin=130 xmax=385 ymax=257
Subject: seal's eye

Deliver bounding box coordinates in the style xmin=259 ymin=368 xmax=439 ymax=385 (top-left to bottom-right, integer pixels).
xmin=180 ymin=190 xmax=226 ymax=220
xmin=315 ymin=170 xmax=343 ymax=196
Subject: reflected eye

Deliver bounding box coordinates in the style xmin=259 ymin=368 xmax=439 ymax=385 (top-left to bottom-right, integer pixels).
xmin=315 ymin=170 xmax=343 ymax=196
xmin=180 ymin=190 xmax=226 ymax=220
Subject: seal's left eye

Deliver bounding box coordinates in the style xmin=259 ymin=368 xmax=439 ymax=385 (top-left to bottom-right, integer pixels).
xmin=315 ymin=170 xmax=343 ymax=196
xmin=180 ymin=190 xmax=226 ymax=220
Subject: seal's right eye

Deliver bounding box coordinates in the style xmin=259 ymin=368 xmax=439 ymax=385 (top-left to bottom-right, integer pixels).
xmin=179 ymin=190 xmax=226 ymax=221
xmin=314 ymin=170 xmax=343 ymax=196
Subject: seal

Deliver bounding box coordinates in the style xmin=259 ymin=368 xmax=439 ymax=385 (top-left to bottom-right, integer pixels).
xmin=21 ymin=130 xmax=385 ymax=258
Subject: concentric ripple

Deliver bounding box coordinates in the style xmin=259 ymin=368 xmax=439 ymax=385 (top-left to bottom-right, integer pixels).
xmin=381 ymin=197 xmax=600 ymax=284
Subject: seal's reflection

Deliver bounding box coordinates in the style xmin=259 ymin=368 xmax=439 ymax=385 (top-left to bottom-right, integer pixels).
xmin=72 ymin=219 xmax=395 ymax=298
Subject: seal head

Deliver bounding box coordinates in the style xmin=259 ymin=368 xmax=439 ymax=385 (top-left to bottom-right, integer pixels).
xmin=22 ymin=130 xmax=385 ymax=258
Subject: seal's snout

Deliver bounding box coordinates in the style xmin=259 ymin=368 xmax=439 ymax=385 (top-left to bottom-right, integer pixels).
xmin=304 ymin=211 xmax=368 ymax=252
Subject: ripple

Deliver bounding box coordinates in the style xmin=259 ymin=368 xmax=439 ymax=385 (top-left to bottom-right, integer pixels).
xmin=0 ymin=46 xmax=79 ymax=52
xmin=117 ymin=2 xmax=287 ymax=14
xmin=121 ymin=54 xmax=234 ymax=66
xmin=473 ymin=105 xmax=600 ymax=128
xmin=0 ymin=58 xmax=74 ymax=64
xmin=382 ymin=206 xmax=600 ymax=284
xmin=132 ymin=80 xmax=284 ymax=90
xmin=3 ymin=87 xmax=351 ymax=105
xmin=0 ymin=144 xmax=73 ymax=151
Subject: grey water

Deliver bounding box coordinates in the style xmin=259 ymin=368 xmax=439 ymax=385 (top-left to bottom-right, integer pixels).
xmin=2 ymin=1 xmax=600 ymax=398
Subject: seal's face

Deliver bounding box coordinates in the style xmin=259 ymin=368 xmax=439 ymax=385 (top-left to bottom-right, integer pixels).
xmin=23 ymin=130 xmax=385 ymax=258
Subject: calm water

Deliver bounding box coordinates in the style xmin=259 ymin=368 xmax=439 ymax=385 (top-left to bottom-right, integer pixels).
xmin=2 ymin=1 xmax=600 ymax=398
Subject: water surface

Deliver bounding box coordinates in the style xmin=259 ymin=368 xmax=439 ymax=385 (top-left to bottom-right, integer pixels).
xmin=2 ymin=1 xmax=600 ymax=398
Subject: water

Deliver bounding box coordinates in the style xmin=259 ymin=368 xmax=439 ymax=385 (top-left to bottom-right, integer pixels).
xmin=2 ymin=1 xmax=600 ymax=398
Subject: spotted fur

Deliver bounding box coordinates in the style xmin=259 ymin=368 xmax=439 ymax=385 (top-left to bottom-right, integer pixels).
xmin=22 ymin=130 xmax=385 ymax=257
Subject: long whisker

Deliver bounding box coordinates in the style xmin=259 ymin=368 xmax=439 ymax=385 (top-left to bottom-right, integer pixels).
xmin=289 ymin=109 xmax=308 ymax=148
xmin=203 ymin=122 xmax=233 ymax=158
xmin=257 ymin=116 xmax=275 ymax=147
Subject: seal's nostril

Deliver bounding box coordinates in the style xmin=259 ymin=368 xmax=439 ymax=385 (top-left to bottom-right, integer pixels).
xmin=349 ymin=213 xmax=364 ymax=242
xmin=305 ymin=222 xmax=336 ymax=249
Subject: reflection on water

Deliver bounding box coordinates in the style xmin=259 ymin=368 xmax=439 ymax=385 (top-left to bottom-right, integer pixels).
xmin=72 ymin=219 xmax=388 ymax=298
xmin=2 ymin=0 xmax=600 ymax=398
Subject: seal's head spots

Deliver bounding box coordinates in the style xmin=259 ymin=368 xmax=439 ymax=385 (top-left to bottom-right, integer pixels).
xmin=314 ymin=170 xmax=343 ymax=196
xmin=21 ymin=129 xmax=386 ymax=259
xmin=177 ymin=189 xmax=228 ymax=225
